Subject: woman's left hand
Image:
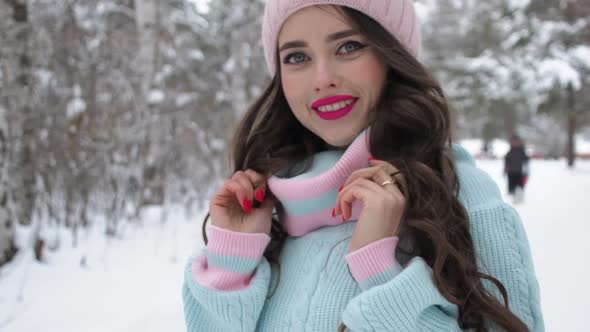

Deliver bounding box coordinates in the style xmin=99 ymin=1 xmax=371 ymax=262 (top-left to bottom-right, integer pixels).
xmin=334 ymin=158 xmax=406 ymax=253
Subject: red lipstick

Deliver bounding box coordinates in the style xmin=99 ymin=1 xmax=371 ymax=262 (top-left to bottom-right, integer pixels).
xmin=311 ymin=95 xmax=358 ymax=121
xmin=311 ymin=95 xmax=356 ymax=109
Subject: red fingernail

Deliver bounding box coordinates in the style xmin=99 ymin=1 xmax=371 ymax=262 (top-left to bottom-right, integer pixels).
xmin=342 ymin=216 xmax=347 ymax=223
xmin=338 ymin=185 xmax=344 ymax=192
xmin=331 ymin=208 xmax=336 ymax=217
xmin=255 ymin=189 xmax=265 ymax=202
xmin=243 ymin=198 xmax=252 ymax=214
xmin=369 ymin=157 xmax=378 ymax=162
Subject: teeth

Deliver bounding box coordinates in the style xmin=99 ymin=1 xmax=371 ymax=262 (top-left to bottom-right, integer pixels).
xmin=317 ymin=99 xmax=355 ymax=112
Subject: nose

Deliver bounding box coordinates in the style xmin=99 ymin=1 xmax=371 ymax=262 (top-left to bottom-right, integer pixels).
xmin=313 ymin=60 xmax=340 ymax=92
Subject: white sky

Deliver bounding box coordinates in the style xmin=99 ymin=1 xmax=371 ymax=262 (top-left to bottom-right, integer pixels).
xmin=188 ymin=0 xmax=210 ymax=13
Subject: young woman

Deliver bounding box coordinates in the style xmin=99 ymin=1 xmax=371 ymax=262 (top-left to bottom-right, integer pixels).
xmin=182 ymin=1 xmax=544 ymax=331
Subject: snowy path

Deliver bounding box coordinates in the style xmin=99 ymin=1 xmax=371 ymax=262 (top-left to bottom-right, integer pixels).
xmin=478 ymin=159 xmax=590 ymax=332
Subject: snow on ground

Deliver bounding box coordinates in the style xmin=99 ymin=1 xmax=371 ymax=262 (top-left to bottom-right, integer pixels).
xmin=458 ymin=138 xmax=510 ymax=158
xmin=1 ymin=158 xmax=589 ymax=332
xmin=477 ymin=158 xmax=590 ymax=332
xmin=0 ymin=207 xmax=206 ymax=332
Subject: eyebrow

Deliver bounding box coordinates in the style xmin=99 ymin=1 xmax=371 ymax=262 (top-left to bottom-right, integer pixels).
xmin=278 ymin=29 xmax=359 ymax=53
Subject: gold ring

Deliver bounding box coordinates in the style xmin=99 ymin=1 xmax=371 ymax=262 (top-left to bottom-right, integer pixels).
xmin=381 ymin=179 xmax=395 ymax=186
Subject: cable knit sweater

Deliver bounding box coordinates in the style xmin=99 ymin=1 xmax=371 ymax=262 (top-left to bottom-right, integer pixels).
xmin=182 ymin=131 xmax=544 ymax=331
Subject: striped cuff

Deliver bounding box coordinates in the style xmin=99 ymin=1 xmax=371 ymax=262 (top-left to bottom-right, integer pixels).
xmin=345 ymin=236 xmax=403 ymax=291
xmin=192 ymin=224 xmax=271 ymax=291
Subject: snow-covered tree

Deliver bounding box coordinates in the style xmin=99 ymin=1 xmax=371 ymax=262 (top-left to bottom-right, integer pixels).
xmin=526 ymin=0 xmax=590 ymax=166
xmin=422 ymin=0 xmax=589 ymax=163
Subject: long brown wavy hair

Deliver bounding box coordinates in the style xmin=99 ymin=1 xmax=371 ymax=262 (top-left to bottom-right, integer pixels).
xmin=201 ymin=6 xmax=528 ymax=332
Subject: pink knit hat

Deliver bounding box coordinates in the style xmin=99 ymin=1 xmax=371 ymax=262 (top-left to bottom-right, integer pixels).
xmin=262 ymin=0 xmax=422 ymax=76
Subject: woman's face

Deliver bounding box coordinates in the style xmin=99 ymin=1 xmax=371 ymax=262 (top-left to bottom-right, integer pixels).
xmin=278 ymin=6 xmax=387 ymax=147
xmin=278 ymin=6 xmax=388 ymax=147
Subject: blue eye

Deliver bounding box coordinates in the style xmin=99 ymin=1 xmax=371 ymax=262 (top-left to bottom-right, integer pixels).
xmin=284 ymin=52 xmax=309 ymax=64
xmin=338 ymin=41 xmax=366 ymax=54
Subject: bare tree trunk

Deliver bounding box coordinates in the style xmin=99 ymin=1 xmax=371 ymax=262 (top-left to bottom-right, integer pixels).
xmin=566 ymin=82 xmax=576 ymax=168
xmin=135 ymin=0 xmax=162 ymax=212
xmin=0 ymin=0 xmax=12 ymax=266
xmin=106 ymin=178 xmax=119 ymax=237
xmin=135 ymin=0 xmax=157 ymax=95
xmin=8 ymin=0 xmax=35 ymax=226
xmin=0 ymin=108 xmax=17 ymax=266
xmin=502 ymin=107 xmax=517 ymax=139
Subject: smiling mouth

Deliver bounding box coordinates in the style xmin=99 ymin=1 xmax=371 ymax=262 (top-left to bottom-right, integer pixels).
xmin=312 ymin=98 xmax=359 ymax=121
xmin=312 ymin=98 xmax=356 ymax=112
xmin=312 ymin=98 xmax=359 ymax=112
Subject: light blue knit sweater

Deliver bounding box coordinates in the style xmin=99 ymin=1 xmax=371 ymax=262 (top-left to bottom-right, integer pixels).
xmin=182 ymin=145 xmax=544 ymax=331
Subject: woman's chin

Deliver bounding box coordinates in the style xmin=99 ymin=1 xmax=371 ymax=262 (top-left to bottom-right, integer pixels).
xmin=319 ymin=130 xmax=359 ymax=149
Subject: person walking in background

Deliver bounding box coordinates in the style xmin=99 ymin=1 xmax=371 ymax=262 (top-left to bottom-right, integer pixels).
xmin=504 ymin=135 xmax=530 ymax=204
xmin=182 ymin=1 xmax=544 ymax=331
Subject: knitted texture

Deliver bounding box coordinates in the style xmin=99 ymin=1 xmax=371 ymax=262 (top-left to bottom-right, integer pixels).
xmin=267 ymin=128 xmax=371 ymax=236
xmin=193 ymin=224 xmax=270 ymax=291
xmin=196 ymin=226 xmax=401 ymax=292
xmin=262 ymin=0 xmax=422 ymax=75
xmin=182 ymin=145 xmax=545 ymax=331
xmin=345 ymin=236 xmax=404 ymax=290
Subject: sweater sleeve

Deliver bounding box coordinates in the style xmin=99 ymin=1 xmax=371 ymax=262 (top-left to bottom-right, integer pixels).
xmin=182 ymin=224 xmax=272 ymax=332
xmin=342 ymin=256 xmax=462 ymax=331
xmin=342 ymin=203 xmax=544 ymax=332
xmin=468 ymin=203 xmax=544 ymax=331
xmin=345 ymin=236 xmax=403 ymax=291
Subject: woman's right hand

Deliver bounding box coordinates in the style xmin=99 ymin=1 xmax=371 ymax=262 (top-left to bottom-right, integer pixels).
xmin=209 ymin=169 xmax=276 ymax=235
